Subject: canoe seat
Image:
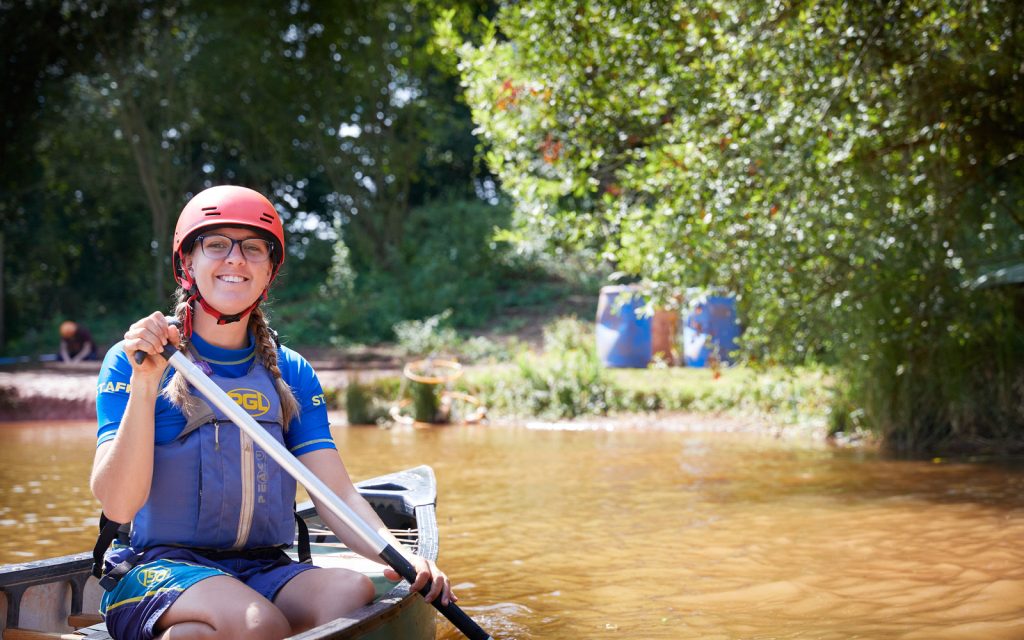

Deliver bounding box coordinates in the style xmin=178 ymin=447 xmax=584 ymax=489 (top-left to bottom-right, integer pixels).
xmin=1 ymin=623 xmax=110 ymax=640
xmin=72 ymin=622 xmax=112 ymax=639
xmin=67 ymin=615 xmax=103 ymax=628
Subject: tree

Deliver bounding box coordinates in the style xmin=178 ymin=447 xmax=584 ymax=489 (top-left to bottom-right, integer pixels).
xmin=0 ymin=0 xmax=147 ymax=344
xmin=0 ymin=0 xmax=508 ymax=347
xmin=450 ymin=0 xmax=1024 ymax=451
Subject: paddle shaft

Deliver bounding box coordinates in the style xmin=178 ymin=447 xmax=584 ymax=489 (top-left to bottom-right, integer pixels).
xmin=135 ymin=344 xmax=493 ymax=640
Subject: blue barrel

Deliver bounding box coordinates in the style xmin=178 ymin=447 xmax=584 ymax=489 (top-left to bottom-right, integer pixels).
xmin=595 ymin=285 xmax=652 ymax=368
xmin=682 ymin=295 xmax=739 ymax=367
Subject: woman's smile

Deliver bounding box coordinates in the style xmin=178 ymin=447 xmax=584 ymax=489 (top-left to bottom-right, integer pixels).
xmin=216 ymin=274 xmax=250 ymax=284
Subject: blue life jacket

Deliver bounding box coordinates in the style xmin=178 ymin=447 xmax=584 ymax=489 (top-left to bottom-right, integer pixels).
xmin=129 ymin=358 xmax=297 ymax=550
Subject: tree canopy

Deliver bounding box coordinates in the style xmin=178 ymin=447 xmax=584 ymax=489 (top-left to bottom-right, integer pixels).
xmin=449 ymin=0 xmax=1024 ymax=450
xmin=1 ymin=0 xmax=529 ymax=349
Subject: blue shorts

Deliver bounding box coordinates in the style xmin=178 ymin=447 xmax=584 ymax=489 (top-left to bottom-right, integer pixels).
xmin=99 ymin=545 xmax=316 ymax=640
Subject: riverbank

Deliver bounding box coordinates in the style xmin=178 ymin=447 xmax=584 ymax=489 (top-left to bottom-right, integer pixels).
xmin=0 ymin=363 xmax=101 ymax=421
xmin=0 ymin=316 xmax=840 ymax=445
xmin=0 ymin=347 xmax=406 ymax=422
xmin=0 ymin=359 xmax=844 ymax=454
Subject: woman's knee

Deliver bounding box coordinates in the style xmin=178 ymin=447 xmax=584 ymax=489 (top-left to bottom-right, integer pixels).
xmin=308 ymin=573 xmax=375 ymax=628
xmin=311 ymin=571 xmax=376 ymax=622
xmin=160 ymin=606 xmax=289 ymax=640
xmin=223 ymin=599 xmax=292 ymax=639
xmin=161 ymin=600 xmax=290 ymax=640
xmin=275 ymin=569 xmax=376 ymax=630
xmin=357 ymin=573 xmax=376 ymax=605
xmin=156 ymin=576 xmax=291 ymax=640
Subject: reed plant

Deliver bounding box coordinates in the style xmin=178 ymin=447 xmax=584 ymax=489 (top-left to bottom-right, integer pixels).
xmin=343 ymin=376 xmax=401 ymax=425
xmin=470 ymin=317 xmax=612 ymax=419
xmin=831 ymin=294 xmax=1024 ymax=453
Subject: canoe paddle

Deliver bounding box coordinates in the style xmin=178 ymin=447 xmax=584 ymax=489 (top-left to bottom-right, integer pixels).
xmin=135 ymin=320 xmax=493 ymax=640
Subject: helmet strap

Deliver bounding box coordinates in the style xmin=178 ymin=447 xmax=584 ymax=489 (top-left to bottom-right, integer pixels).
xmin=182 ymin=295 xmax=195 ymax=340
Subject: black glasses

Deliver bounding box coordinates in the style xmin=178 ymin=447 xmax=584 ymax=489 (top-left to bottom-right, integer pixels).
xmin=195 ymin=234 xmax=275 ymax=263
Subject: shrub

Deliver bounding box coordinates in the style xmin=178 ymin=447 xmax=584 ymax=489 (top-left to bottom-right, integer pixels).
xmin=466 ymin=316 xmax=614 ymax=419
xmin=393 ymin=310 xmax=461 ymax=356
xmin=344 ymin=376 xmax=401 ymax=425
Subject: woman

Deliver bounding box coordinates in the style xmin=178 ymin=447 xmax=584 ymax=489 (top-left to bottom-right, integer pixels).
xmin=91 ymin=185 xmax=454 ymax=640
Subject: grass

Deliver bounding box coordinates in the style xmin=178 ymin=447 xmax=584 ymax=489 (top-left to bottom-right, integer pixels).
xmin=332 ymin=363 xmax=833 ymax=426
xmin=329 ymin=313 xmax=834 ymax=429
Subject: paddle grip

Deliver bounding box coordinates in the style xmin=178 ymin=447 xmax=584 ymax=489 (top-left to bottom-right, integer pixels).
xmin=379 ymin=545 xmax=493 ymax=640
xmin=133 ymin=343 xmax=178 ymax=365
xmin=132 ymin=317 xmax=182 ymax=365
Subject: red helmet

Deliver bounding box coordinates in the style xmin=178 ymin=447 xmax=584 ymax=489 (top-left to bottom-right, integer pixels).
xmin=173 ymin=185 xmax=285 ymax=289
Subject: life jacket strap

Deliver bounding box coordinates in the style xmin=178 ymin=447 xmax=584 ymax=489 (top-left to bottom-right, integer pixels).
xmin=294 ymin=507 xmax=311 ymax=564
xmin=98 ymin=555 xmax=143 ymax=592
xmin=93 ymin=513 xmax=141 ymax=592
xmin=91 ymin=513 xmax=123 ymax=579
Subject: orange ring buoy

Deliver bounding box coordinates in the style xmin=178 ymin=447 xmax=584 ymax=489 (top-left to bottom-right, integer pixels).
xmin=442 ymin=391 xmax=488 ymax=424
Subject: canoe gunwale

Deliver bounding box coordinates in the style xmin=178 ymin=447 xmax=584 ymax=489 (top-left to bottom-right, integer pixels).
xmin=0 ymin=552 xmax=94 ymax=629
xmin=291 ymin=468 xmax=440 ymax=639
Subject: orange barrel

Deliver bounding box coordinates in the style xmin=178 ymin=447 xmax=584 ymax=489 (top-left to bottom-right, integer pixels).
xmin=651 ymin=309 xmax=680 ymax=364
xmin=595 ymin=285 xmax=652 ymax=368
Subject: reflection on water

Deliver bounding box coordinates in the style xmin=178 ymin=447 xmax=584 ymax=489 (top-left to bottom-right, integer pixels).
xmin=1 ymin=416 xmax=1023 ymax=638
xmin=0 ymin=422 xmax=100 ymax=561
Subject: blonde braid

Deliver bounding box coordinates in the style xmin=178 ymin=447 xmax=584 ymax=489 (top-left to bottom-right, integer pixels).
xmin=162 ymin=287 xmax=202 ymax=416
xmin=249 ymin=305 xmax=300 ymax=429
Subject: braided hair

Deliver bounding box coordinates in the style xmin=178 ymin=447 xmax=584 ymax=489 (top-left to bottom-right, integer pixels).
xmin=248 ymin=304 xmax=299 ymax=428
xmin=162 ymin=287 xmax=300 ymax=429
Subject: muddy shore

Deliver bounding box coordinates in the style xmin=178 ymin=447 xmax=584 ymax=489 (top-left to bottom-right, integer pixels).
xmin=0 ymin=347 xmax=406 ymax=422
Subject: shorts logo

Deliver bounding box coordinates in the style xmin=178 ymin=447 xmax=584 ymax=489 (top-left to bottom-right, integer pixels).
xmin=227 ymin=388 xmax=270 ymax=417
xmin=137 ymin=566 xmax=170 ymax=587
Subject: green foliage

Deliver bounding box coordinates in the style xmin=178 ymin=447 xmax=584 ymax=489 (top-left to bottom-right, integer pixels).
xmin=393 ymin=310 xmax=460 ymax=356
xmin=450 ymin=0 xmax=1024 ymax=451
xmin=1 ymin=0 xmax=505 ymax=350
xmin=541 ymin=315 xmax=593 ymax=355
xmin=344 ymin=380 xmax=379 ymax=425
xmin=830 ymin=293 xmax=1024 ymax=451
xmin=409 ymin=381 xmax=442 ymax=423
xmin=273 ymin=194 xmax=548 ymax=345
xmin=461 ymin=316 xmax=833 ymax=423
xmin=344 ymin=377 xmax=401 ymax=425
xmin=323 ymin=315 xmax=834 ymax=426
xmin=393 ymin=311 xmax=525 ymax=374
xmin=467 ymin=317 xmax=612 ymax=419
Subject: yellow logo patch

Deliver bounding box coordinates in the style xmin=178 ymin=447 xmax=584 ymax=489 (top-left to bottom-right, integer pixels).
xmin=97 ymin=381 xmax=131 ymax=394
xmin=227 ymin=388 xmax=270 ymax=417
xmin=137 ymin=566 xmax=170 ymax=587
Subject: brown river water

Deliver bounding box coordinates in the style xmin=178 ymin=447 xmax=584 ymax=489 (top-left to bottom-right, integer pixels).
xmin=1 ymin=416 xmax=1022 ymax=639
